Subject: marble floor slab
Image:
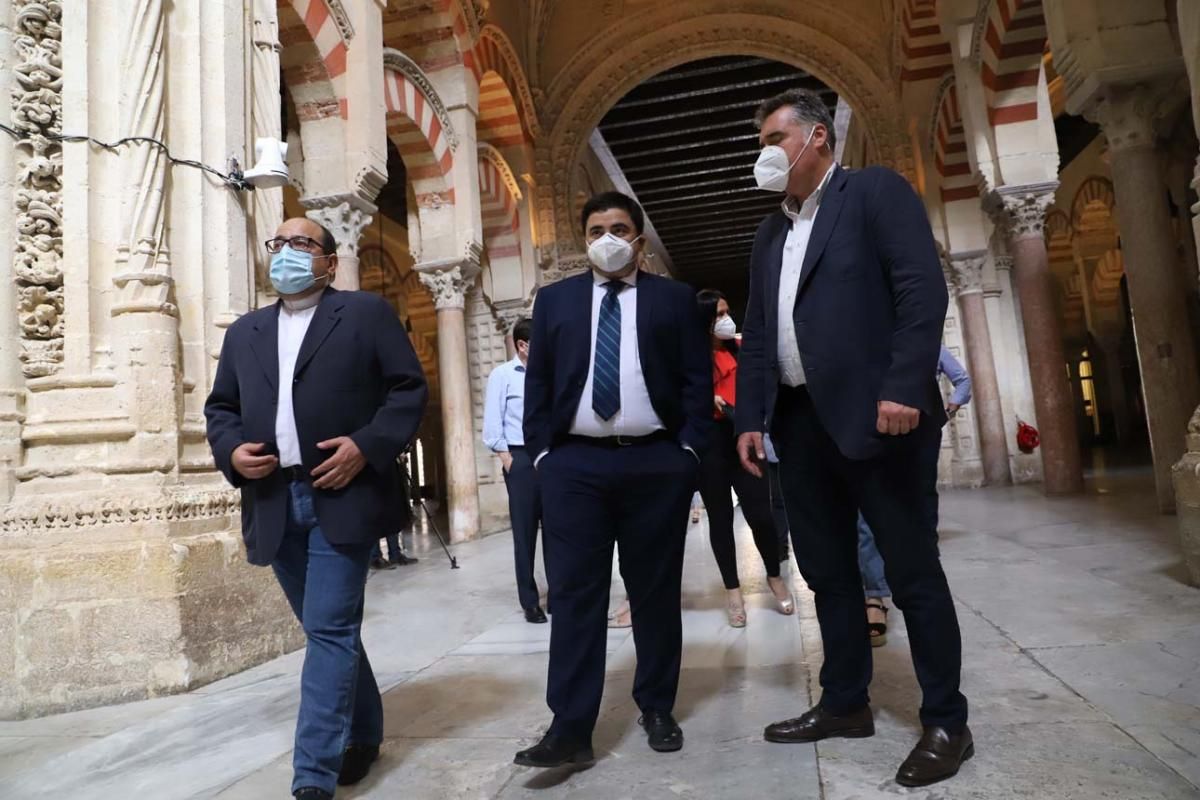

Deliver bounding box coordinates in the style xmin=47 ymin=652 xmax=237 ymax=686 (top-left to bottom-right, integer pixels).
xmin=3 ymin=468 xmax=1200 ymax=799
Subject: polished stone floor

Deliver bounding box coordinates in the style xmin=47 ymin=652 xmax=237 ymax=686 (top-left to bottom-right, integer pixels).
xmin=3 ymin=467 xmax=1199 ymax=799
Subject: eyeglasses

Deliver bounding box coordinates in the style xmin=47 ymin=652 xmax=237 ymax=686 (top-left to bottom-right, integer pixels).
xmin=265 ymin=235 xmax=328 ymax=255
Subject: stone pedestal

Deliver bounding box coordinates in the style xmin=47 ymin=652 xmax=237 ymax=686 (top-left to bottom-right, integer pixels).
xmin=998 ymin=185 xmax=1085 ymax=495
xmin=950 ymin=251 xmax=1011 ymax=486
xmin=419 ymin=265 xmax=481 ymax=542
xmin=1089 ymin=87 xmax=1200 ymax=513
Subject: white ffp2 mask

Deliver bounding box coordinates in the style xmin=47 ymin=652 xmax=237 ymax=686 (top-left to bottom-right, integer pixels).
xmin=713 ymin=315 xmax=737 ymax=340
xmin=753 ymin=127 xmax=817 ymax=192
xmin=587 ymin=233 xmax=640 ymax=274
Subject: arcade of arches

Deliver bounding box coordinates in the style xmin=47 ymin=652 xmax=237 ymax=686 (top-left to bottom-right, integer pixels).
xmin=2 ymin=0 xmax=1200 ymax=721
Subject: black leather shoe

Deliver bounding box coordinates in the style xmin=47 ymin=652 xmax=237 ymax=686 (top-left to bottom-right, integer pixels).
xmin=640 ymin=711 xmax=683 ymax=752
xmin=293 ymin=788 xmax=333 ymax=800
xmin=524 ymin=606 xmax=548 ymax=624
xmin=764 ymin=705 xmax=875 ymax=743
xmin=896 ymin=725 xmax=974 ymax=787
xmin=337 ymin=742 xmax=380 ymax=786
xmin=514 ymin=732 xmax=594 ymax=767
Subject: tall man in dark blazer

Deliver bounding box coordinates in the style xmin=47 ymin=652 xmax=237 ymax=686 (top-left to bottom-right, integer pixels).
xmin=735 ymin=89 xmax=971 ymax=788
xmin=515 ymin=192 xmax=711 ymax=767
xmin=205 ymin=217 xmax=427 ymax=800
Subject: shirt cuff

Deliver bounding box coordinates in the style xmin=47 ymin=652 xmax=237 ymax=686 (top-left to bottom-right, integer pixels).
xmin=681 ymin=444 xmax=700 ymax=464
xmin=491 ymin=444 xmax=510 ymax=453
xmin=534 ymin=449 xmax=550 ymax=468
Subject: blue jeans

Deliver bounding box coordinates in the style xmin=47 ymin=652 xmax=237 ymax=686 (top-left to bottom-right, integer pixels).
xmin=272 ymin=482 xmax=381 ymax=794
xmin=857 ymin=513 xmax=890 ymax=598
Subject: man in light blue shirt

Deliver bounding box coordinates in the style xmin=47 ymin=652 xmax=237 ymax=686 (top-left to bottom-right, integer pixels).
xmin=483 ymin=318 xmax=547 ymax=624
xmin=938 ymin=346 xmax=972 ymax=418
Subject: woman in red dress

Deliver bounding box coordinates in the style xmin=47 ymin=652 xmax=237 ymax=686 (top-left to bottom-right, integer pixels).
xmin=696 ymin=290 xmax=793 ymax=627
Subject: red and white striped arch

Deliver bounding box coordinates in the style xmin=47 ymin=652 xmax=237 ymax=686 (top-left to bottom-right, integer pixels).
xmin=478 ymin=154 xmax=522 ymax=270
xmin=933 ymin=83 xmax=975 ymax=204
xmin=980 ymin=0 xmax=1048 ymax=126
xmin=279 ymin=0 xmax=349 ymax=117
xmin=901 ymin=0 xmax=952 ymax=84
xmin=474 ymin=26 xmax=539 ymax=146
xmin=383 ymin=0 xmax=479 ymax=78
xmin=384 ymin=69 xmax=455 ymax=200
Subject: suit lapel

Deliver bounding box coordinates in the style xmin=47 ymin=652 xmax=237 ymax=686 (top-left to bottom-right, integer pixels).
xmin=795 ymin=165 xmax=848 ymax=299
xmin=293 ymin=289 xmax=344 ymax=380
xmin=249 ymin=303 xmax=280 ymax=392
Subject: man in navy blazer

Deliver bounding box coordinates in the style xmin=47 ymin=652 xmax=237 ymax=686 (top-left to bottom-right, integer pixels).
xmin=735 ymin=90 xmax=971 ymax=788
xmin=205 ymin=217 xmax=427 ymax=800
xmin=515 ymin=192 xmax=711 ymax=768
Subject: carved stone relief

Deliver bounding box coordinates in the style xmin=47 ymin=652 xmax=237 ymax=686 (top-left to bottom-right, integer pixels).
xmin=419 ymin=266 xmax=472 ymax=311
xmin=998 ymin=184 xmax=1058 ymax=241
xmin=12 ymin=0 xmax=64 ymax=377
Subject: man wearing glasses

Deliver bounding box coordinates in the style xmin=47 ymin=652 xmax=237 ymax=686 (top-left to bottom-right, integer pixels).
xmin=205 ymin=217 xmax=427 ymax=800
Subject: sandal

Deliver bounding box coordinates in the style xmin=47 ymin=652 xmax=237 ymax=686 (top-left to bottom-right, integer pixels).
xmin=608 ymin=600 xmax=632 ymax=629
xmin=767 ymin=576 xmax=795 ymax=615
xmin=866 ymin=600 xmax=889 ymax=647
xmin=726 ymin=591 xmax=747 ymax=628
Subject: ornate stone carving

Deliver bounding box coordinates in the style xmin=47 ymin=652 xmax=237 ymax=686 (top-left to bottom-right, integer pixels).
xmin=0 ymin=488 xmax=241 ymax=536
xmin=326 ymin=0 xmax=355 ymax=42
xmin=303 ymin=198 xmax=375 ymax=258
xmin=994 ymin=254 xmax=1014 ymax=272
xmin=382 ymin=48 xmax=459 ymax=152
xmin=997 ymin=183 xmax=1059 ymax=240
xmin=541 ymin=252 xmax=590 ymax=286
xmin=419 ymin=267 xmax=472 ymax=311
xmin=492 ymin=298 xmax=534 ymax=334
xmin=112 ymin=0 xmax=175 ymax=317
xmin=12 ymin=0 xmax=64 ymax=377
xmin=949 ymin=250 xmax=988 ymax=297
xmin=969 ymin=0 xmax=989 ymax=67
xmin=1082 ymin=85 xmax=1167 ymax=154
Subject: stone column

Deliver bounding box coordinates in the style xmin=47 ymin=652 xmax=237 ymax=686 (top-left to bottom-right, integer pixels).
xmin=303 ymin=197 xmax=376 ymax=291
xmin=949 ymin=251 xmax=1012 ymax=485
xmin=248 ymin=0 xmax=283 ymax=299
xmin=1089 ymin=87 xmax=1200 ymax=513
xmin=418 ymin=263 xmax=481 ymax=542
xmin=997 ymin=185 xmax=1085 ymax=494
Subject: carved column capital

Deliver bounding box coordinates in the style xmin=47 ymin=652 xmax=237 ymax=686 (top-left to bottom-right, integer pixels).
xmin=540 ymin=251 xmax=591 ymax=286
xmin=493 ymin=299 xmax=534 ymax=335
xmin=997 ymin=183 xmax=1059 ymax=241
xmin=948 ymin=250 xmax=988 ymax=297
xmin=302 ymin=197 xmax=376 ymax=258
xmin=1082 ymin=84 xmax=1174 ymax=154
xmin=418 ymin=266 xmax=472 ymax=311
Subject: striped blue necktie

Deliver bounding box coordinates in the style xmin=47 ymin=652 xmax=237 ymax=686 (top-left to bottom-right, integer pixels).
xmin=592 ymin=281 xmax=624 ymax=420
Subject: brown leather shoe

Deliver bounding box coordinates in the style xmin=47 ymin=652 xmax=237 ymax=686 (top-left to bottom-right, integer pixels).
xmin=763 ymin=705 xmax=874 ymax=743
xmin=895 ymin=725 xmax=974 ymax=787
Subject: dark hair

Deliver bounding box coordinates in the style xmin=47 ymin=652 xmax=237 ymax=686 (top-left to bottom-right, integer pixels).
xmin=580 ymin=191 xmax=645 ymax=236
xmin=512 ymin=317 xmax=532 ymax=345
xmin=309 ymin=220 xmax=337 ymax=255
xmin=697 ymin=288 xmax=738 ymax=353
xmin=753 ymin=88 xmax=837 ymax=153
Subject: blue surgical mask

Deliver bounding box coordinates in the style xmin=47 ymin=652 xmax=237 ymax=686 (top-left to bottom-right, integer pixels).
xmin=269 ymin=245 xmax=328 ymax=295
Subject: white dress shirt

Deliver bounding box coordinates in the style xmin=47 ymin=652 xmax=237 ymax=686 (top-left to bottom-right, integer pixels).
xmin=275 ymin=299 xmax=320 ymax=468
xmin=570 ymin=269 xmax=665 ymax=437
xmin=777 ymin=162 xmax=838 ymax=387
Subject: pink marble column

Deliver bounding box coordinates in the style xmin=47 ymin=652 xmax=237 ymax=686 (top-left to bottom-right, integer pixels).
xmin=949 ymin=251 xmax=1011 ymax=485
xmin=998 ymin=186 xmax=1085 ymax=495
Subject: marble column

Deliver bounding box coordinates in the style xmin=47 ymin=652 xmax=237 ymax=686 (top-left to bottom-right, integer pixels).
xmin=418 ymin=264 xmax=481 ymax=542
xmin=997 ymin=185 xmax=1085 ymax=495
xmin=248 ymin=0 xmax=283 ymax=299
xmin=950 ymin=251 xmax=1011 ymax=485
xmin=303 ymin=197 xmax=375 ymax=291
xmin=1089 ymin=87 xmax=1200 ymax=513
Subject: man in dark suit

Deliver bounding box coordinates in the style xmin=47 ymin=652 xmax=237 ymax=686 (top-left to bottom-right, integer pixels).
xmin=515 ymin=192 xmax=711 ymax=767
xmin=205 ymin=217 xmax=427 ymax=800
xmin=735 ymin=89 xmax=971 ymax=788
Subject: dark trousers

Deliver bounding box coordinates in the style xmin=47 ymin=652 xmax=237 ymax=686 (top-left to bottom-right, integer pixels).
xmin=272 ymin=482 xmax=381 ymax=794
xmin=540 ymin=438 xmax=696 ymax=743
xmin=772 ymin=386 xmax=967 ymax=731
xmin=696 ymin=419 xmax=780 ymax=589
xmin=504 ymin=446 xmax=544 ymax=610
xmin=767 ymin=462 xmax=790 ymax=560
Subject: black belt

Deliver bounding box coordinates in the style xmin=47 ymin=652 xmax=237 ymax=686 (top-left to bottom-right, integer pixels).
xmin=282 ymin=465 xmax=309 ymax=483
xmin=565 ymin=430 xmax=673 ymax=448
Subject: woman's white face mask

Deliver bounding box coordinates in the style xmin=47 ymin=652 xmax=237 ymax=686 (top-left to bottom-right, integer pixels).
xmin=713 ymin=315 xmax=737 ymax=340
xmin=754 ymin=126 xmax=817 ymax=193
